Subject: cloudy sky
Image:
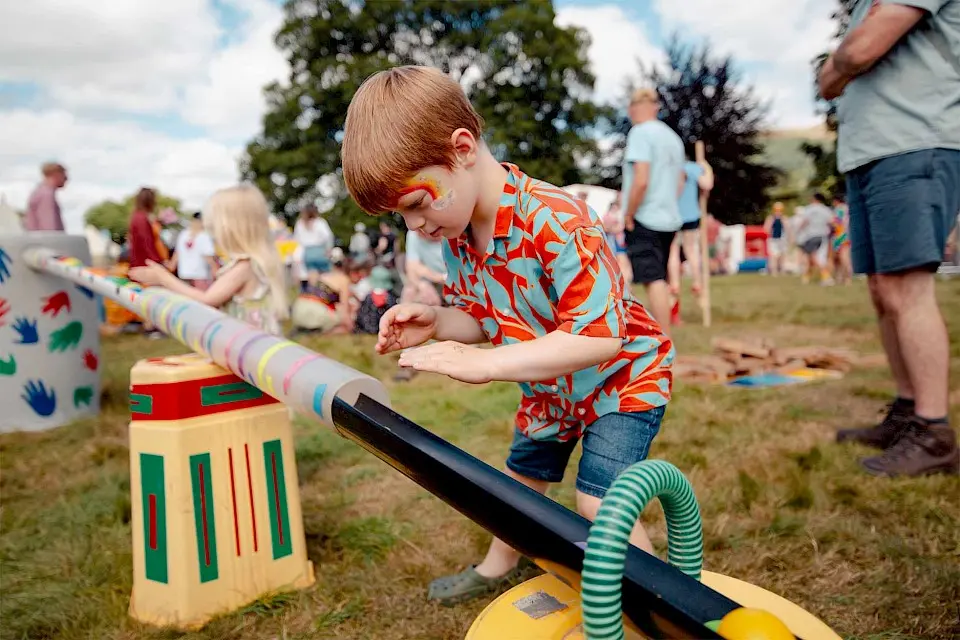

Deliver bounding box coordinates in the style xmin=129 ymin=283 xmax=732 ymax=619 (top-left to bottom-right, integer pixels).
xmin=0 ymin=0 xmax=837 ymax=232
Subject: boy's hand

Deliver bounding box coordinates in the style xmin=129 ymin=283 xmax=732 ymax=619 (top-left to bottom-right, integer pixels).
xmin=376 ymin=303 xmax=438 ymax=354
xmin=128 ymin=260 xmax=168 ymax=286
xmin=398 ymin=341 xmax=497 ymax=384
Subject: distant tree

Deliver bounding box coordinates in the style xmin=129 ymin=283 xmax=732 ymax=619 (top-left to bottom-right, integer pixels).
xmin=802 ymin=141 xmax=845 ymax=198
xmin=604 ymin=36 xmax=781 ymax=225
xmin=85 ymin=191 xmax=184 ymax=245
xmin=243 ymin=0 xmax=603 ymax=234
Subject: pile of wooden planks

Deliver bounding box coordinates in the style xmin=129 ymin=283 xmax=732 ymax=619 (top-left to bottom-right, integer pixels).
xmin=673 ymin=337 xmax=860 ymax=383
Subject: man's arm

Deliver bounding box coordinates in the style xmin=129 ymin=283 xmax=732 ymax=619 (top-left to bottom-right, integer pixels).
xmin=623 ymin=162 xmax=649 ymax=229
xmin=821 ymin=3 xmax=929 ymax=98
xmin=697 ymin=162 xmax=714 ymax=191
xmin=676 ymin=169 xmax=687 ymax=199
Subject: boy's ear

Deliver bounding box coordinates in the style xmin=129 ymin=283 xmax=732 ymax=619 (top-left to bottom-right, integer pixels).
xmin=450 ymin=128 xmax=478 ymax=167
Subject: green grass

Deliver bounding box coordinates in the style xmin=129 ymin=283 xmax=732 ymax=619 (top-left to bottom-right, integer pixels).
xmin=2 ymin=274 xmax=959 ymax=640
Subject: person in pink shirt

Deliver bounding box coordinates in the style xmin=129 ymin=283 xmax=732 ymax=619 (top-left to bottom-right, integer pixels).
xmin=24 ymin=162 xmax=68 ymax=231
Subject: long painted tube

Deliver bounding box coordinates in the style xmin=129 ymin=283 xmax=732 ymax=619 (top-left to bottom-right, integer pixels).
xmin=21 ymin=247 xmax=389 ymax=426
xmin=581 ymin=460 xmax=704 ymax=640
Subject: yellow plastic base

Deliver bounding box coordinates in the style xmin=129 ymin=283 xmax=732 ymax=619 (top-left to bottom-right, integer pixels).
xmin=128 ymin=354 xmax=315 ymax=630
xmin=466 ymin=570 xmax=841 ymax=640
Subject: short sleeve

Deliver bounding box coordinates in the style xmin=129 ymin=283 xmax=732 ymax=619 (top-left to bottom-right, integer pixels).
xmin=538 ymin=221 xmax=627 ymax=338
xmin=198 ymin=233 xmax=215 ymax=256
xmin=885 ymin=0 xmax=949 ymax=14
xmin=405 ymin=231 xmax=422 ymax=262
xmin=625 ymin=127 xmax=653 ymax=163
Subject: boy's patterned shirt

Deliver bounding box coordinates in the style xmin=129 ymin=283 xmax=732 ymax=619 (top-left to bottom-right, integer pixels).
xmin=442 ymin=164 xmax=674 ymax=442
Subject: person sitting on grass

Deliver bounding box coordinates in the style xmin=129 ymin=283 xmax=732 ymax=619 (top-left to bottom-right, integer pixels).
xmin=341 ymin=65 xmax=674 ymax=606
xmin=290 ymin=247 xmax=354 ymax=335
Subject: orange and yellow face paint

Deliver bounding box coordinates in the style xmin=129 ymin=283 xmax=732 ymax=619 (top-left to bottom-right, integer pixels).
xmin=396 ymin=176 xmax=455 ymax=211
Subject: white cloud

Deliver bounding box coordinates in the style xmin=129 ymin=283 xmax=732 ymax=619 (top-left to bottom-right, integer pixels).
xmin=555 ymin=5 xmax=667 ymax=106
xmin=0 ymin=1 xmax=220 ymax=114
xmin=180 ymin=0 xmax=289 ymax=139
xmin=0 ymin=109 xmax=242 ymax=233
xmin=0 ymin=0 xmax=290 ymax=232
xmin=653 ymin=0 xmax=836 ymax=128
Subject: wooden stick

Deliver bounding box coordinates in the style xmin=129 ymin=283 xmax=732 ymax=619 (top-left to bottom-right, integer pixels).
xmin=695 ymin=141 xmax=712 ymax=327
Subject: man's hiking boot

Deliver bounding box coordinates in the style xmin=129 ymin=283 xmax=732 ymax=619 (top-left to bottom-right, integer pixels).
xmin=861 ymin=419 xmax=959 ymax=478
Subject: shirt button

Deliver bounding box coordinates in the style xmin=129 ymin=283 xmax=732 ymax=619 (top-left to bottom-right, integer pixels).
xmin=577 ymin=408 xmax=586 ymax=416
xmin=551 ymin=385 xmax=558 ymax=391
xmin=501 ymin=308 xmax=511 ymax=315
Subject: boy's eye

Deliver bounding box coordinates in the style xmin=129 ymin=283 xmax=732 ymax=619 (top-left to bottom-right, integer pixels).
xmin=413 ymin=197 xmax=426 ymax=209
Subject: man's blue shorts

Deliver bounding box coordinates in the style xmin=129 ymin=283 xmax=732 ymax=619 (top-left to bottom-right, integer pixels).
xmin=846 ymin=148 xmax=960 ymax=275
xmin=505 ymin=407 xmax=664 ymax=499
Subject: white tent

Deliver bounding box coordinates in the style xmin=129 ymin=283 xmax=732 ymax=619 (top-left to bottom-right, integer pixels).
xmin=561 ymin=184 xmax=618 ymax=215
xmin=84 ymin=225 xmax=121 ymax=265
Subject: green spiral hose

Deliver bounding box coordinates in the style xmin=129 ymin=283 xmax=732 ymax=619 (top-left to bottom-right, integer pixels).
xmin=581 ymin=460 xmax=703 ymax=640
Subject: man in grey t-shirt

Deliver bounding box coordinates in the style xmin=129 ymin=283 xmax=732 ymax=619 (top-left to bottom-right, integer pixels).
xmin=820 ymin=0 xmax=959 ymax=477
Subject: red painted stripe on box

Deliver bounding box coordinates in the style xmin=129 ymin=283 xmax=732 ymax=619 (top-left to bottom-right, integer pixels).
xmin=271 ymin=452 xmax=284 ymax=546
xmin=245 ymin=443 xmax=258 ymax=552
xmin=199 ymin=463 xmax=211 ymax=566
xmin=148 ymin=494 xmax=158 ymax=551
xmin=228 ymin=448 xmax=241 ymax=557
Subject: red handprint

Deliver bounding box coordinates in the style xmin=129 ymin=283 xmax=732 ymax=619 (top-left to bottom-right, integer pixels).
xmin=41 ymin=290 xmax=71 ymax=318
xmin=83 ymin=349 xmax=98 ymax=371
xmin=0 ymin=297 xmax=9 ymax=327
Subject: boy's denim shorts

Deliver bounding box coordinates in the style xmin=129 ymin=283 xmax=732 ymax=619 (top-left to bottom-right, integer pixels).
xmin=505 ymin=406 xmax=664 ymax=499
xmin=846 ymin=148 xmax=960 ymax=275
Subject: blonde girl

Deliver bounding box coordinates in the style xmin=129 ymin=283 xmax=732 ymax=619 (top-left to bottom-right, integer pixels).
xmin=130 ymin=184 xmax=289 ymax=336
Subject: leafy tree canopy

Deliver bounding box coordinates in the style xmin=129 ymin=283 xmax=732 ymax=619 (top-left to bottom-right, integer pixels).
xmin=84 ymin=191 xmax=184 ymax=245
xmin=243 ymin=0 xmax=602 ymax=234
xmin=600 ymin=36 xmax=781 ymax=225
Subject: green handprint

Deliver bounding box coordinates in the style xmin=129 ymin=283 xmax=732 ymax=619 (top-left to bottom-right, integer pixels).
xmin=74 ymin=386 xmax=94 ymax=408
xmin=0 ymin=354 xmax=15 ymax=376
xmin=49 ymin=321 xmax=83 ymax=353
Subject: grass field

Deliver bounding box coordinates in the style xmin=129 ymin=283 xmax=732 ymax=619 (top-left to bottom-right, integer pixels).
xmin=2 ymin=274 xmax=959 ymax=640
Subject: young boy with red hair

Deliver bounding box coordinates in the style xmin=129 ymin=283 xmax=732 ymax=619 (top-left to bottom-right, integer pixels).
xmin=341 ymin=65 xmax=674 ymax=605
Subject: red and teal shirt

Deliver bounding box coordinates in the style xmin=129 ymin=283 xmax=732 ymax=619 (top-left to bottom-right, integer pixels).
xmin=442 ymin=164 xmax=674 ymax=442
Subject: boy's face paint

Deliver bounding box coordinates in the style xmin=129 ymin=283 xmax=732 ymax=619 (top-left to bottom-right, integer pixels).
xmin=397 ymin=176 xmax=455 ymax=211
xmin=393 ymin=166 xmax=474 ymax=240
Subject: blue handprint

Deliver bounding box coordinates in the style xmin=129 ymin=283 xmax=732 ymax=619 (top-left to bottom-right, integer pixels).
xmin=0 ymin=248 xmax=11 ymax=283
xmin=12 ymin=317 xmax=39 ymax=344
xmin=22 ymin=380 xmax=57 ymax=417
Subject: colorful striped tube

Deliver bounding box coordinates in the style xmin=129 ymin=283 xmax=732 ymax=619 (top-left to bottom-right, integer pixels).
xmin=581 ymin=460 xmax=704 ymax=640
xmin=21 ymin=247 xmax=390 ymax=427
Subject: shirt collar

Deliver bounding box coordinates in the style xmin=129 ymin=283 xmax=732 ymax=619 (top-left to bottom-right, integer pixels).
xmin=493 ymin=163 xmax=522 ymax=239
xmin=454 ymin=162 xmax=522 ymax=251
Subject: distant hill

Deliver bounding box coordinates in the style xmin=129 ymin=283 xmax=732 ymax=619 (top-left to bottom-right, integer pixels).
xmin=758 ymin=123 xmax=835 ymax=201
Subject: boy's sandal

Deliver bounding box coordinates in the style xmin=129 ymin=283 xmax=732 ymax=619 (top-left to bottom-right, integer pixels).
xmin=427 ymin=559 xmax=537 ymax=607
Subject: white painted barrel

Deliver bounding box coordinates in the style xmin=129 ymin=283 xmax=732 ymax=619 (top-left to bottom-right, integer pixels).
xmin=0 ymin=233 xmax=101 ymax=432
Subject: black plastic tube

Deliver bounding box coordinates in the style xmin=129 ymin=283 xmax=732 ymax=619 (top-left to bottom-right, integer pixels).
xmin=331 ymin=395 xmax=744 ymax=639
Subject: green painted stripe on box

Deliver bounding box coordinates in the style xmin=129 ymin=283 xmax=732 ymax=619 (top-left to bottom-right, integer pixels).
xmin=140 ymin=453 xmax=168 ymax=583
xmin=200 ymin=381 xmax=263 ymax=407
xmin=189 ymin=453 xmax=219 ymax=583
xmin=263 ymin=440 xmax=293 ymax=560
xmin=130 ymin=393 xmax=154 ymax=415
